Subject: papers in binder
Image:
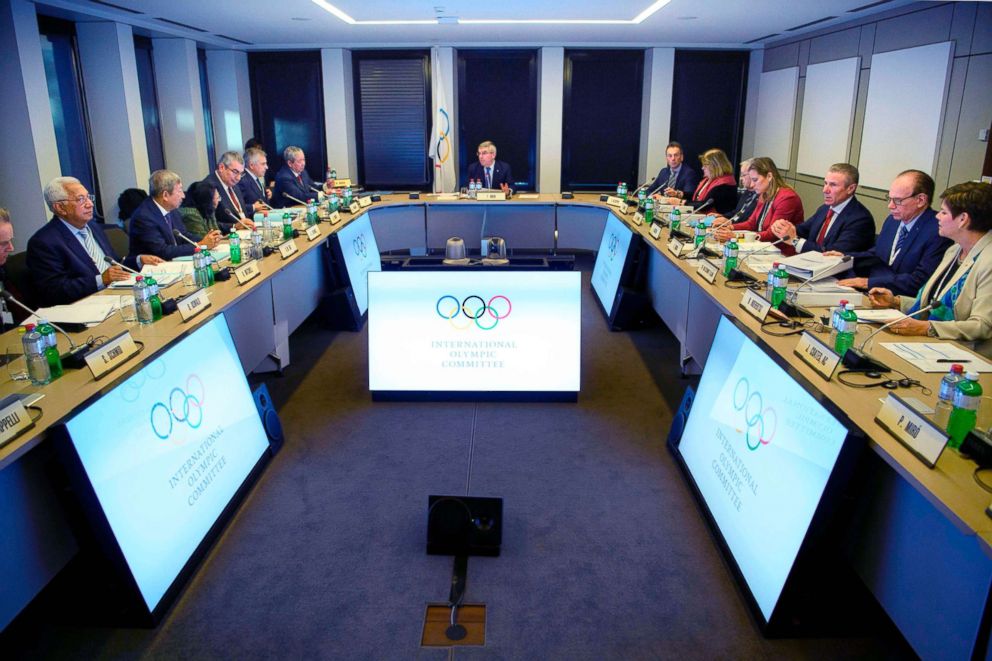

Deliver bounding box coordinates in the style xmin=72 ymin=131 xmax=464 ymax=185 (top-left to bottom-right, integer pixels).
xmin=778 ymin=252 xmax=852 ymax=282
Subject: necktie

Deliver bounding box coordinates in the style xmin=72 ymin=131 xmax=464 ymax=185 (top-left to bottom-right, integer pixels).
xmin=485 ymin=167 xmax=492 ymax=189
xmin=296 ymin=175 xmax=303 ymax=190
xmin=816 ymin=208 xmax=835 ymax=244
xmin=78 ymin=228 xmax=108 ymax=273
xmin=667 ymin=169 xmax=677 ymax=189
xmin=227 ymin=186 xmax=243 ymax=216
xmin=256 ymin=176 xmax=265 ymax=195
xmin=891 ymin=224 xmax=908 ymax=264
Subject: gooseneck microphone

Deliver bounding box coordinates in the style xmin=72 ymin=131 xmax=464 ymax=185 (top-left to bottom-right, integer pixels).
xmin=841 ymin=302 xmax=943 ymax=373
xmin=282 ymin=192 xmax=307 ymax=206
xmin=859 ymin=302 xmax=942 ymax=351
xmin=172 ymin=228 xmax=199 ymax=247
xmin=103 ymin=256 xmax=139 ymax=276
xmin=725 ymin=237 xmax=788 ymax=283
xmin=0 ymin=288 xmax=94 ymax=368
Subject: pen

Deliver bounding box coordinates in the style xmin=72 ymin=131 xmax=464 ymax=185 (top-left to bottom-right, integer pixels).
xmin=935 ymin=359 xmax=969 ymax=363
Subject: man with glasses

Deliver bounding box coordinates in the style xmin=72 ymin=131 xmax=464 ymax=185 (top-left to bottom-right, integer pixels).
xmin=130 ymin=170 xmax=222 ymax=261
xmin=272 ymin=146 xmax=318 ymax=208
xmin=201 ymin=151 xmax=254 ymax=231
xmin=26 ymin=176 xmax=164 ymax=306
xmin=826 ymin=169 xmax=951 ymax=296
xmin=467 ymin=141 xmax=513 ymax=192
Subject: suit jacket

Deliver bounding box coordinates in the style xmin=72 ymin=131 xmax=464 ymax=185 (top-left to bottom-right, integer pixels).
xmin=732 ymin=188 xmax=805 ymax=248
xmin=900 ymin=231 xmax=992 ymax=357
xmin=795 ymin=196 xmax=875 ymax=254
xmin=237 ymin=172 xmax=269 ymax=210
xmin=691 ymin=183 xmax=738 ymax=216
xmin=848 ymin=209 xmax=951 ymax=296
xmin=26 ymin=217 xmax=137 ymax=306
xmin=272 ymin=165 xmax=317 ymax=208
xmin=647 ymin=164 xmax=699 ymax=199
xmin=467 ymin=160 xmax=513 ymax=189
xmin=128 ymin=196 xmax=199 ymax=260
xmin=201 ymin=172 xmax=243 ymax=232
xmin=727 ymin=190 xmax=758 ymax=223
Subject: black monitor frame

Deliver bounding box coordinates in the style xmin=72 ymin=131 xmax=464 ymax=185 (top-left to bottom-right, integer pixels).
xmin=590 ymin=215 xmax=648 ymax=330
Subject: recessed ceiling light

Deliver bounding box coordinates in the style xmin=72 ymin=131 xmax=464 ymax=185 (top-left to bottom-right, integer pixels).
xmin=290 ymin=17 xmax=311 ymax=21
xmin=677 ymin=16 xmax=698 ymax=20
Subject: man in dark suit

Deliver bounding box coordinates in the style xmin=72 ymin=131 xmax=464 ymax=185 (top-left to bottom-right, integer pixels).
xmin=466 ymin=141 xmax=513 ymax=191
xmin=272 ymin=146 xmax=318 ymax=208
xmin=238 ymin=147 xmax=271 ymax=213
xmin=26 ymin=177 xmax=163 ymax=306
xmin=828 ymin=170 xmax=951 ymax=296
xmin=129 ymin=170 xmax=222 ymax=261
xmin=769 ymin=163 xmax=875 ymax=254
xmin=201 ymin=151 xmax=255 ymax=232
xmin=648 ymin=142 xmax=699 ymax=201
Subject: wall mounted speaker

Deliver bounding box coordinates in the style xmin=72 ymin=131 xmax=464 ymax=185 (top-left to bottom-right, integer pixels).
xmin=252 ymin=383 xmax=284 ymax=455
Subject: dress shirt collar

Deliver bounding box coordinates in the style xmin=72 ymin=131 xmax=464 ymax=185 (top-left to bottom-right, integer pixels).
xmin=829 ymin=195 xmax=853 ymax=216
xmin=153 ymin=199 xmax=171 ymax=217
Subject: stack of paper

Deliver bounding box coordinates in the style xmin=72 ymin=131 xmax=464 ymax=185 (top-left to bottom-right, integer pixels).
xmin=109 ymin=261 xmax=194 ymax=288
xmin=25 ymin=296 xmax=117 ymax=326
xmin=882 ymin=342 xmax=992 ymax=373
xmin=778 ymin=252 xmax=854 ymax=282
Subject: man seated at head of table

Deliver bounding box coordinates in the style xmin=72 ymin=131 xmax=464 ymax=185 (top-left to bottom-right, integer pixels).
xmin=647 ymin=142 xmax=699 ymax=202
xmin=200 ymin=151 xmax=255 ymax=232
xmin=26 ymin=177 xmax=165 ymax=306
xmin=868 ymin=181 xmax=992 ymax=357
xmin=711 ymin=157 xmax=805 ymax=252
xmin=272 ymin=146 xmax=318 ymax=209
xmin=659 ymin=148 xmax=738 ymax=216
xmin=767 ymin=163 xmax=875 ymax=254
xmin=467 ymin=141 xmax=514 ymax=192
xmin=824 ymin=169 xmax=951 ymax=296
xmin=129 ymin=170 xmax=222 ymax=261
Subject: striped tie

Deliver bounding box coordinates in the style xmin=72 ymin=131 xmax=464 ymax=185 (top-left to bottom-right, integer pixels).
xmin=891 ymin=224 xmax=908 ymax=264
xmin=78 ymin=228 xmax=108 ymax=273
xmin=667 ymin=169 xmax=677 ymax=189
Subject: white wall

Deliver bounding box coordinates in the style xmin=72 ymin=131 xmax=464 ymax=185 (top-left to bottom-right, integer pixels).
xmin=321 ymin=48 xmax=359 ymax=181
xmin=206 ymin=50 xmax=254 ymax=156
xmin=537 ymin=47 xmax=564 ymax=194
xmin=638 ymin=47 xmax=675 ymax=184
xmin=152 ymin=38 xmax=209 ymax=184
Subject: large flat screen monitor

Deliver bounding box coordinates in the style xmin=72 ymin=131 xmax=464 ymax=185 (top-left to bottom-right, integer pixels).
xmin=368 ymin=270 xmax=581 ymax=399
xmin=670 ymin=316 xmax=859 ymax=633
xmin=331 ymin=213 xmax=382 ymax=316
xmin=590 ymin=213 xmax=638 ymax=327
xmin=56 ymin=314 xmax=271 ymax=622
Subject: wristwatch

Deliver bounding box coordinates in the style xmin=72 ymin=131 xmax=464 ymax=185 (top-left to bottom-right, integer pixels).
xmin=927 ymin=323 xmax=939 ymax=338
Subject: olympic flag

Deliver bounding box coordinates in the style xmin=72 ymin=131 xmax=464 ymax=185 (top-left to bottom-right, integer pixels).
xmin=429 ymin=47 xmax=457 ymax=193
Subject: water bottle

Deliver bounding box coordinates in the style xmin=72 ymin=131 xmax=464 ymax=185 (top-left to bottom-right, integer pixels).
xmin=134 ymin=276 xmax=154 ymax=324
xmin=615 ymin=182 xmax=623 ymax=197
xmin=828 ymin=299 xmax=850 ymax=346
xmin=637 ymin=187 xmax=647 ymax=208
xmin=193 ymin=249 xmax=208 ymax=289
xmin=306 ymin=199 xmax=317 ymax=227
xmin=325 ymin=166 xmax=334 ymax=188
xmin=344 ymin=187 xmax=353 ymax=207
xmin=329 ymin=192 xmax=340 ymax=212
xmin=947 ymin=372 xmax=983 ymax=449
xmin=36 ymin=318 xmax=62 ymax=380
xmin=765 ymin=262 xmax=778 ymax=300
xmin=670 ymin=207 xmax=681 ymax=232
xmin=723 ymin=239 xmax=738 ymax=277
xmin=933 ymin=363 xmax=966 ymax=428
xmin=22 ymin=325 xmax=50 ymax=386
xmin=144 ymin=276 xmax=164 ymax=321
xmin=644 ymin=197 xmax=655 ymax=224
xmin=282 ymin=212 xmax=293 ymax=241
xmin=202 ymin=247 xmax=216 ymax=286
xmin=263 ymin=213 xmax=274 ymax=245
xmin=772 ymin=264 xmax=789 ymax=309
xmin=694 ymin=219 xmax=708 ymax=248
xmin=251 ymin=228 xmax=264 ymax=260
xmin=834 ymin=303 xmax=858 ymax=357
xmin=229 ymin=232 xmax=242 ymax=265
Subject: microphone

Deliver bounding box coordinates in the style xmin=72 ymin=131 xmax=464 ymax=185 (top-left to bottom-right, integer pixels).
xmin=859 ymin=302 xmax=942 ymax=352
xmin=0 ymin=289 xmax=94 ymax=368
xmin=725 ymin=237 xmax=788 ymax=283
xmin=282 ymin=192 xmax=307 ymax=206
xmin=628 ymin=179 xmax=655 ymax=201
xmin=693 ymin=198 xmax=715 ymax=215
xmin=786 ymin=256 xmax=854 ymax=303
xmin=103 ymin=256 xmax=139 ymax=275
xmin=223 ymin=207 xmax=255 ymax=230
xmin=309 ymin=185 xmax=324 ymax=195
xmin=842 ymin=302 xmax=944 ymax=373
xmin=172 ymin=229 xmax=198 ymax=247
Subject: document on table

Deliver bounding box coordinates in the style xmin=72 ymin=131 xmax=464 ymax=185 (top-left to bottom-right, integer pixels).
xmin=856 ymin=309 xmax=906 ymax=323
xmin=881 ymin=342 xmax=992 ymax=373
xmin=108 ymin=261 xmax=194 ymax=288
xmin=24 ymin=296 xmax=118 ymax=326
xmin=778 ymin=252 xmax=853 ymax=281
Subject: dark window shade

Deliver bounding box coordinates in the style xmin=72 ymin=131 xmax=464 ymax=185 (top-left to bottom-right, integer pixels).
xmin=670 ymin=51 xmax=749 ymax=176
xmin=197 ymin=48 xmax=216 ymax=168
xmin=134 ymin=37 xmax=164 ymax=174
xmin=457 ymin=50 xmax=537 ymax=191
xmin=248 ymin=51 xmax=326 ymax=185
xmin=562 ymin=50 xmax=644 ymax=192
xmin=353 ymin=52 xmax=430 ymax=190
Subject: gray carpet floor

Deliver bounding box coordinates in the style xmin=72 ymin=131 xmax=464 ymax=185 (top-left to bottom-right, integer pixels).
xmin=2 ymin=260 xmax=914 ymax=659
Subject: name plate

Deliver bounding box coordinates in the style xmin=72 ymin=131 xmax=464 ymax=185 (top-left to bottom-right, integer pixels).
xmin=740 ymin=289 xmax=772 ymax=321
xmin=697 ymin=260 xmax=719 ymax=284
xmin=234 ymin=260 xmax=260 ymax=285
xmin=348 ymin=201 xmax=361 ymax=214
xmin=667 ymin=237 xmax=685 ymax=255
xmin=328 ymin=211 xmax=342 ymax=224
xmin=0 ymin=397 xmax=33 ymax=448
xmin=794 ymin=331 xmax=841 ymax=380
xmin=619 ymin=202 xmax=630 ymax=214
xmin=332 ymin=178 xmax=352 ymax=187
xmin=477 ymin=191 xmax=506 ymax=201
xmin=605 ymin=195 xmax=624 ymax=208
xmin=178 ymin=288 xmax=211 ymax=322
xmin=84 ymin=331 xmax=139 ymax=380
xmin=358 ymin=196 xmax=372 ymax=208
xmin=632 ymin=212 xmax=644 ymax=226
xmin=305 ymin=224 xmax=322 ymax=241
xmin=278 ymin=239 xmax=299 ymax=259
xmin=875 ymin=393 xmax=949 ymax=468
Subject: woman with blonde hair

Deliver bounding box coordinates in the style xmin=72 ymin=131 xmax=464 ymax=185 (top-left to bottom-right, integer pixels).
xmin=665 ymin=148 xmax=738 ymax=215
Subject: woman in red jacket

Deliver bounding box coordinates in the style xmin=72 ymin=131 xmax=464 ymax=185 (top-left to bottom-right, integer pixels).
xmin=713 ymin=156 xmax=804 ymax=253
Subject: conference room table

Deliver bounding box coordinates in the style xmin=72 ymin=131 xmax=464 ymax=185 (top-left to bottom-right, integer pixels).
xmin=0 ymin=193 xmax=989 ymax=658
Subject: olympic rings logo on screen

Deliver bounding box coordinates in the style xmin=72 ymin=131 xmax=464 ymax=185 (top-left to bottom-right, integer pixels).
xmin=150 ymin=374 xmax=205 ymax=442
xmin=436 ymin=294 xmax=512 ymax=331
xmin=353 ymin=234 xmax=368 ymax=259
xmin=732 ymin=376 xmax=777 ymax=451
xmin=607 ymin=234 xmax=620 ymax=260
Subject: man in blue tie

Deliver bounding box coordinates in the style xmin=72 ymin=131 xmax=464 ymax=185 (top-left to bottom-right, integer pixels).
xmin=647 ymin=142 xmax=699 ymax=201
xmin=26 ymin=177 xmax=163 ymax=306
xmin=130 ymin=170 xmax=222 ymax=260
xmin=466 ymin=141 xmax=513 ymax=192
xmin=827 ymin=170 xmax=951 ymax=296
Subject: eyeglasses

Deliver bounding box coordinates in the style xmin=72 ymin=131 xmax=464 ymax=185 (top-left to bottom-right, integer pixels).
xmin=886 ymin=193 xmax=920 ymax=205
xmin=227 ymin=167 xmax=245 ymax=179
xmin=59 ymin=194 xmax=95 ymax=206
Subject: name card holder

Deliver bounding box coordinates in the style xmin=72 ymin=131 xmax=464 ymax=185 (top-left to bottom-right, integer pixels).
xmin=234 ymin=260 xmax=260 ymax=285
xmin=667 ymin=237 xmax=685 ymax=255
xmin=0 ymin=396 xmax=34 ymax=448
xmin=305 ymin=224 xmax=322 ymax=241
xmin=332 ymin=178 xmax=352 ymax=188
xmin=649 ymin=224 xmax=662 ymax=240
xmin=84 ymin=331 xmax=139 ymax=380
xmin=876 ymin=393 xmax=949 ymax=468
xmin=348 ymin=201 xmax=361 ymax=214
xmin=605 ymin=195 xmax=624 ymax=208
xmin=177 ymin=288 xmax=211 ymax=322
xmin=696 ymin=260 xmax=719 ymax=284
xmin=279 ymin=239 xmax=299 ymax=259
xmin=632 ymin=212 xmax=644 ymax=226
xmin=740 ymin=289 xmax=772 ymax=321
xmin=358 ymin=196 xmax=372 ymax=208
xmin=477 ymin=191 xmax=506 ymax=201
xmin=794 ymin=332 xmax=841 ymax=380
xmin=619 ymin=202 xmax=630 ymax=214
xmin=328 ymin=211 xmax=342 ymax=225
